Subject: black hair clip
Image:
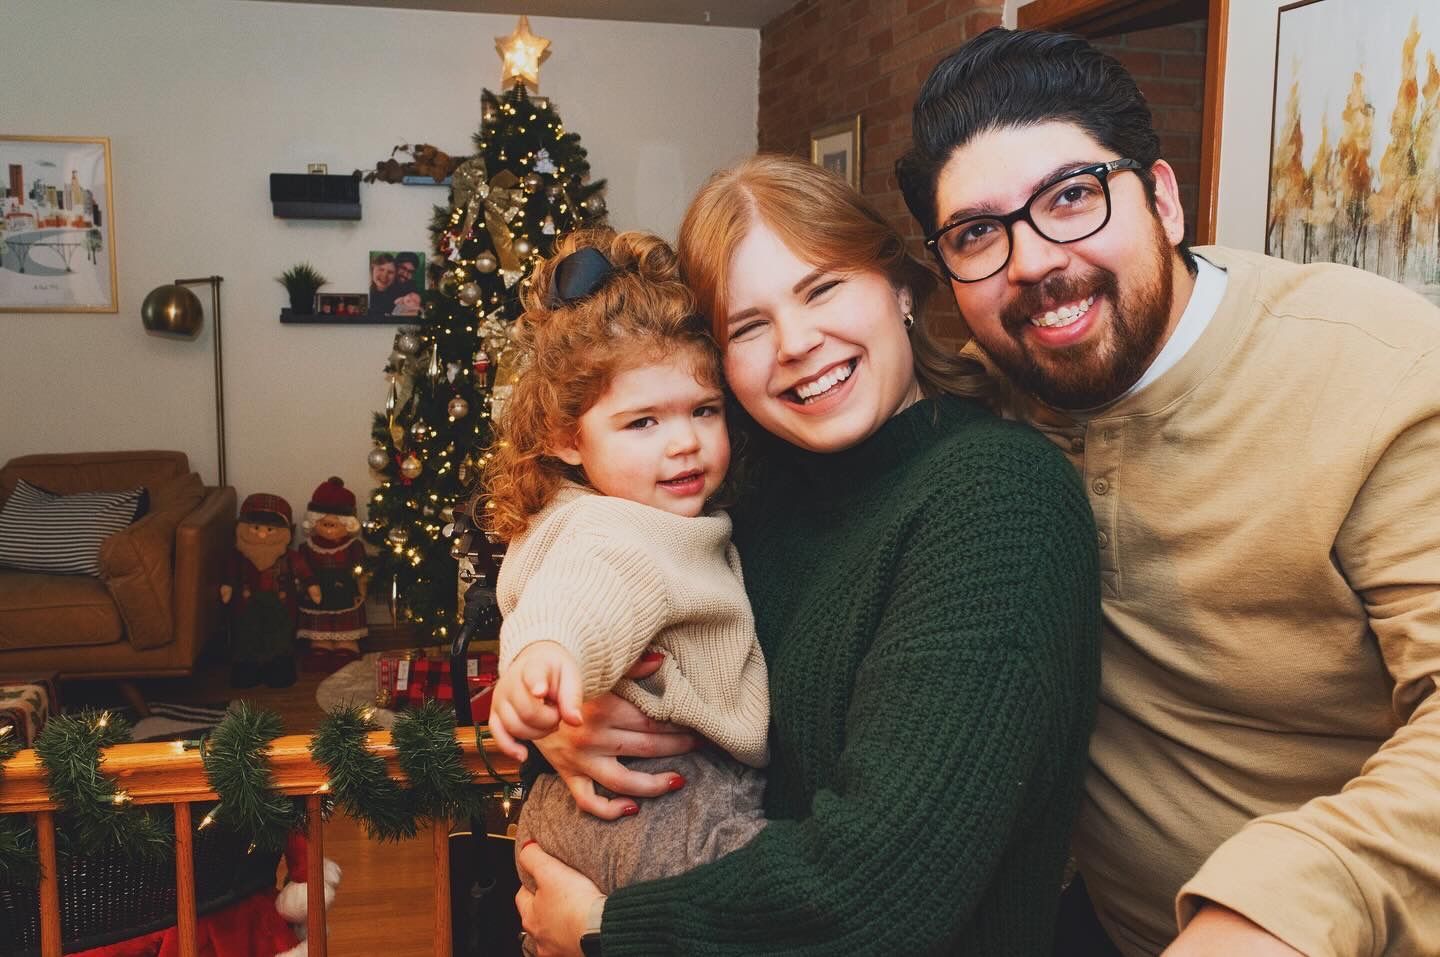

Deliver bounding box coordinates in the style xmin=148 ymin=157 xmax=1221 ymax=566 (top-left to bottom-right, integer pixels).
xmin=549 ymin=247 xmax=616 ymax=307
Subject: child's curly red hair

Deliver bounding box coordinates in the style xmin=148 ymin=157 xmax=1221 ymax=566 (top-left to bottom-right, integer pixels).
xmin=479 ymin=228 xmax=723 ymax=542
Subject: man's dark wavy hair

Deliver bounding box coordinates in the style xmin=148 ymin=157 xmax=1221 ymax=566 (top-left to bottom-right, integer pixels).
xmin=896 ymin=27 xmax=1195 ymax=272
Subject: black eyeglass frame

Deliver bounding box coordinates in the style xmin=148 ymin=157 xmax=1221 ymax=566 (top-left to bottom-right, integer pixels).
xmin=924 ymin=158 xmax=1145 ymax=284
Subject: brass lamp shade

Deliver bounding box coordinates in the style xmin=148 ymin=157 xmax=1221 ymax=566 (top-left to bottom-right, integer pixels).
xmin=141 ymin=284 xmax=204 ymax=338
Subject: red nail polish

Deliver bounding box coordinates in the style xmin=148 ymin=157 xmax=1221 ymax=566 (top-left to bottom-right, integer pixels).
xmin=521 ymin=839 xmax=536 ymax=850
xmin=622 ymin=804 xmax=640 ymax=817
xmin=639 ymin=651 xmax=664 ymax=663
xmin=668 ymin=775 xmax=686 ymax=792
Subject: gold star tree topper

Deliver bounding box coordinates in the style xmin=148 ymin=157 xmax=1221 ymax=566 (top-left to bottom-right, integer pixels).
xmin=495 ymin=15 xmax=551 ymax=90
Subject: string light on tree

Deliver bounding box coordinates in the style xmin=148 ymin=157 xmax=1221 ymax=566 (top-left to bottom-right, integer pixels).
xmin=362 ymin=16 xmax=606 ymax=637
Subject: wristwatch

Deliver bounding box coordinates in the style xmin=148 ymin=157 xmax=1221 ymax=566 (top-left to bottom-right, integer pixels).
xmin=580 ymin=897 xmax=606 ymax=955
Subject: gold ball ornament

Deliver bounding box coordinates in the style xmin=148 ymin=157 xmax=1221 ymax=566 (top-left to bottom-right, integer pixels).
xmin=367 ymin=448 xmax=391 ymax=471
xmin=387 ymin=526 xmax=410 ymax=545
xmin=395 ymin=332 xmax=421 ymax=355
xmin=513 ymin=236 xmax=534 ymax=258
xmin=400 ymin=455 xmax=423 ymax=480
xmin=475 ymin=252 xmax=498 ymax=274
xmin=458 ymin=282 xmax=482 ymax=306
xmin=448 ymin=396 xmax=470 ymax=419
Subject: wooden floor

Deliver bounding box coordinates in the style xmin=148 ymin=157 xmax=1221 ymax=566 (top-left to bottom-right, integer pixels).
xmin=59 ymin=626 xmax=509 ymax=957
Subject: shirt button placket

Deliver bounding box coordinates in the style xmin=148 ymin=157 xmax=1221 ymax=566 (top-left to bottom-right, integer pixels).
xmin=1086 ymin=423 xmax=1119 ymax=593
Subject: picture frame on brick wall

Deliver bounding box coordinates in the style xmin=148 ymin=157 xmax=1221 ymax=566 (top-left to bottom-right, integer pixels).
xmin=810 ymin=115 xmax=862 ymax=190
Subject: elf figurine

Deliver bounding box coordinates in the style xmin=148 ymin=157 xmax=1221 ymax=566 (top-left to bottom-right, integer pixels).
xmin=221 ymin=493 xmax=319 ymax=689
xmin=296 ymin=477 xmax=368 ymax=666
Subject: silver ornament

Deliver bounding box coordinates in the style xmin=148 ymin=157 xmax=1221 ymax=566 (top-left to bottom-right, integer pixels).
xmin=448 ymin=396 xmax=470 ymax=419
xmin=396 ymin=332 xmax=421 ymax=355
xmin=367 ymin=447 xmax=391 ymax=471
xmin=410 ymin=420 xmax=429 ymax=441
xmin=458 ymin=282 xmax=481 ymax=306
xmin=475 ymin=252 xmax=498 ymax=274
xmin=400 ymin=455 xmax=423 ymax=479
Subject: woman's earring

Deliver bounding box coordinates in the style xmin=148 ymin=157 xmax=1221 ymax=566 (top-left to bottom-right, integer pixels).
xmin=903 ymin=312 xmax=915 ymax=330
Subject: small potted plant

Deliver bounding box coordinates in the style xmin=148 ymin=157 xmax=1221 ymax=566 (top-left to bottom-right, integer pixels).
xmin=277 ymin=262 xmax=328 ymax=315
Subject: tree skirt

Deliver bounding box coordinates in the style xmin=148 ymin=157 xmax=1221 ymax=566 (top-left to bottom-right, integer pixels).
xmin=313 ymin=653 xmax=394 ymax=728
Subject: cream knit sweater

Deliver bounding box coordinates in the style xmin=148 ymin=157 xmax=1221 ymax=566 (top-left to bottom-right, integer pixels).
xmin=496 ymin=484 xmax=769 ymax=767
xmin=1011 ymin=247 xmax=1440 ymax=956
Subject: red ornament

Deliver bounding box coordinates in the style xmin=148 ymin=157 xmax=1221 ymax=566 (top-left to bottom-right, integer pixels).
xmin=473 ymin=350 xmax=491 ymax=376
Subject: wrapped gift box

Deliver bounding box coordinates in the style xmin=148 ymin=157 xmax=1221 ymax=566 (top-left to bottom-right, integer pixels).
xmin=0 ymin=674 xmax=59 ymax=746
xmin=375 ymin=651 xmax=497 ymax=721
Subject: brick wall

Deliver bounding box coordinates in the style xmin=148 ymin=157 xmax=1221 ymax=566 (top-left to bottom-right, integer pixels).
xmin=758 ymin=0 xmax=1004 ymax=249
xmin=1090 ymin=20 xmax=1208 ymax=242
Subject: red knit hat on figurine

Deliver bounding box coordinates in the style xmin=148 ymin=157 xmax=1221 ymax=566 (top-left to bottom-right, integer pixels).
xmin=297 ymin=477 xmax=369 ymax=669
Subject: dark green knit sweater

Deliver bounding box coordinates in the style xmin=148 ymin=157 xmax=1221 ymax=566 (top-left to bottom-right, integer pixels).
xmin=602 ymin=396 xmax=1101 ymax=955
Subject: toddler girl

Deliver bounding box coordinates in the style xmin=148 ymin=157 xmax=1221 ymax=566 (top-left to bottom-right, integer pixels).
xmin=482 ymin=229 xmax=768 ymax=914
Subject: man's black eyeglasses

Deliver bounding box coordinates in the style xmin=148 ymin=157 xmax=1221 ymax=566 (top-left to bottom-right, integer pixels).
xmin=925 ymin=158 xmax=1144 ymax=284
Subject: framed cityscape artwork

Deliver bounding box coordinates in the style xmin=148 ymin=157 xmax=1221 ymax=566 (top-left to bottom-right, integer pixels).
xmin=1268 ymin=0 xmax=1440 ymax=306
xmin=0 ymin=135 xmax=117 ymax=313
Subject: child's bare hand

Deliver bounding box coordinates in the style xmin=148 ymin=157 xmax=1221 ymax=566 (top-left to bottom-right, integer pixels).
xmin=488 ymin=642 xmax=584 ymax=762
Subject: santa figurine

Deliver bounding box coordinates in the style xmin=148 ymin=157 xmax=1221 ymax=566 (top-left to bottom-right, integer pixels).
xmin=296 ymin=477 xmax=368 ymax=666
xmin=221 ymin=494 xmax=319 ymax=689
xmin=275 ymin=830 xmax=342 ymax=957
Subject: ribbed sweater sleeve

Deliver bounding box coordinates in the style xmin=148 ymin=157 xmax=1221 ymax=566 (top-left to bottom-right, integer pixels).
xmin=601 ymin=423 xmax=1100 ymax=954
xmin=500 ymin=526 xmax=671 ymax=699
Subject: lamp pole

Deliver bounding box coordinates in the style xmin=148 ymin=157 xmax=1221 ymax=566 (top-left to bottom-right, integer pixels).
xmin=173 ymin=276 xmax=226 ymax=488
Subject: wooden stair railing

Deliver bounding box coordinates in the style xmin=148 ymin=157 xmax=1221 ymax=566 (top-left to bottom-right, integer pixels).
xmin=0 ymin=730 xmax=520 ymax=957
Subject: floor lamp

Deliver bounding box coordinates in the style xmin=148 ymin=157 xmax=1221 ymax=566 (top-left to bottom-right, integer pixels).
xmin=140 ymin=276 xmax=227 ymax=487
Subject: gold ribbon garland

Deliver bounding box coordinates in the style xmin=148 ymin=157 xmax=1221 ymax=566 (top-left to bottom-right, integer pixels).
xmin=451 ymin=157 xmax=527 ymax=272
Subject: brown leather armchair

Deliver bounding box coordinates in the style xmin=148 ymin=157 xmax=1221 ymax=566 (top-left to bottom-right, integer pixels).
xmin=0 ymin=451 xmax=236 ymax=699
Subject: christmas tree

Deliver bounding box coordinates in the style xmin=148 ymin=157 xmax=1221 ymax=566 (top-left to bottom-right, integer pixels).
xmin=364 ymin=19 xmax=606 ymax=641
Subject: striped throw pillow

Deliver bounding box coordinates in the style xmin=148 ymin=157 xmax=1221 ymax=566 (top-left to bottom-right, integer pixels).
xmin=0 ymin=480 xmax=149 ymax=577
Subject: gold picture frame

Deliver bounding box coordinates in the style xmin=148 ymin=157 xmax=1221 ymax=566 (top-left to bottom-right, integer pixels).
xmin=809 ymin=114 xmax=862 ymax=190
xmin=0 ymin=134 xmax=118 ymax=313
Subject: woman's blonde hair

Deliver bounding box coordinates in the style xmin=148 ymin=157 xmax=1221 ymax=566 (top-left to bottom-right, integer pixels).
xmin=480 ymin=229 xmax=723 ymax=542
xmin=677 ymin=153 xmax=993 ymax=404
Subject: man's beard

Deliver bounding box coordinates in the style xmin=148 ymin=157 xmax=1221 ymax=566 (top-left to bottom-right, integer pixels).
xmin=237 ymin=535 xmax=289 ymax=571
xmin=983 ymin=221 xmax=1175 ymax=410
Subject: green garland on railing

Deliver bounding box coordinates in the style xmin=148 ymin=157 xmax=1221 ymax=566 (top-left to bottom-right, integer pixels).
xmin=309 ymin=702 xmax=508 ymax=842
xmin=0 ymin=725 xmax=37 ymax=886
xmin=391 ymin=701 xmax=489 ymax=821
xmin=33 ymin=709 xmax=172 ymax=864
xmin=310 ymin=705 xmax=418 ymax=842
xmin=199 ymin=702 xmax=300 ymax=853
xmin=0 ymin=702 xmax=514 ymax=878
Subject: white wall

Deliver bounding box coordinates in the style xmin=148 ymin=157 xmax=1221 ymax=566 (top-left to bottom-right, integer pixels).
xmin=0 ymin=0 xmax=758 ymax=516
xmin=1212 ymin=0 xmax=1283 ymax=250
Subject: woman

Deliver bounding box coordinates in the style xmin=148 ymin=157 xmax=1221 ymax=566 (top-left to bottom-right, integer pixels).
xmin=515 ymin=155 xmax=1101 ymax=955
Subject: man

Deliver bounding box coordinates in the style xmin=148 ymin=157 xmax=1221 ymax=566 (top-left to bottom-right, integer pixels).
xmin=389 ymin=250 xmax=423 ymax=316
xmin=898 ymin=27 xmax=1440 ymax=957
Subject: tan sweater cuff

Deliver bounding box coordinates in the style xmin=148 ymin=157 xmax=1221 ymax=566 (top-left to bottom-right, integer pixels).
xmin=1177 ymin=821 xmax=1374 ymax=957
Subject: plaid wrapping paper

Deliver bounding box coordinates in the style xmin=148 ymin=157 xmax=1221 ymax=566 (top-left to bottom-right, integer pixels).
xmin=0 ymin=675 xmax=58 ymax=746
xmin=375 ymin=651 xmax=497 ymax=718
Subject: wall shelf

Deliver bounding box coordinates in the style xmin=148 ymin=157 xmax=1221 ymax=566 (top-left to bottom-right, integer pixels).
xmin=280 ymin=309 xmax=418 ymax=325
